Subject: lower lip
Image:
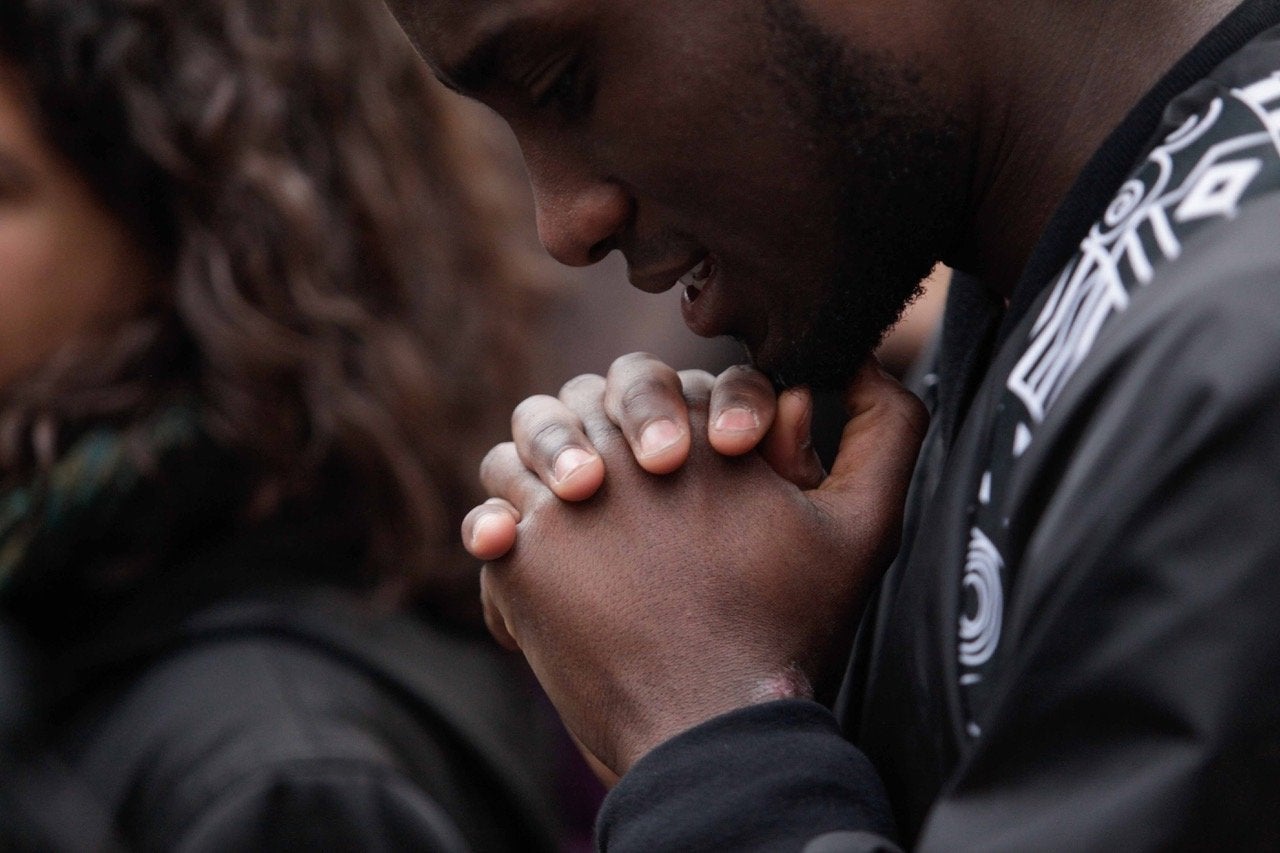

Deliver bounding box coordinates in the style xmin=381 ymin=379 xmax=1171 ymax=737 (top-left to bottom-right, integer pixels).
xmin=680 ymin=259 xmax=729 ymax=337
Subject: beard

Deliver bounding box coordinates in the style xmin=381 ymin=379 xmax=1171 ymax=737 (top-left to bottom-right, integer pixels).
xmin=758 ymin=0 xmax=968 ymax=391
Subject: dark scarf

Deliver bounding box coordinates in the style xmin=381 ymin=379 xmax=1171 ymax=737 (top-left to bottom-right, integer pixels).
xmin=0 ymin=407 xmax=245 ymax=617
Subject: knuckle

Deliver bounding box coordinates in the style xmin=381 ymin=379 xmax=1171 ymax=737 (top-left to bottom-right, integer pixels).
xmin=678 ymin=369 xmax=715 ymax=388
xmin=608 ymin=351 xmax=662 ymax=376
xmin=678 ymin=370 xmax=715 ymax=404
xmin=526 ymin=419 xmax=580 ymax=465
xmin=617 ymin=375 xmax=678 ymax=418
xmin=608 ymin=352 xmax=674 ymax=388
xmin=479 ymin=441 xmax=518 ymax=480
xmin=512 ymin=394 xmax=559 ymax=429
xmin=722 ymin=362 xmax=768 ymax=379
xmin=715 ymin=369 xmax=774 ymax=405
xmin=606 ymin=354 xmax=682 ymax=421
xmin=560 ymin=373 xmax=605 ymax=399
xmin=716 ymin=388 xmax=767 ymax=411
xmin=721 ymin=363 xmax=772 ymax=387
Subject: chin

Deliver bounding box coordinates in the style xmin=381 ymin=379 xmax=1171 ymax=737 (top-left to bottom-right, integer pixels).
xmin=751 ymin=332 xmax=871 ymax=393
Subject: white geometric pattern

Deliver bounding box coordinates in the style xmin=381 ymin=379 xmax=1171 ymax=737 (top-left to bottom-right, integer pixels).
xmin=959 ymin=528 xmax=1005 ymax=669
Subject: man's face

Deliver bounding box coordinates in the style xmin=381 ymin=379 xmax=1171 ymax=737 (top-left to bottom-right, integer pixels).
xmin=391 ymin=0 xmax=967 ymax=389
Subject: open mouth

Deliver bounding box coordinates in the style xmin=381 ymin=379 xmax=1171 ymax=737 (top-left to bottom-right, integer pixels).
xmin=678 ymin=254 xmax=715 ymax=303
xmin=678 ymin=253 xmax=733 ymax=339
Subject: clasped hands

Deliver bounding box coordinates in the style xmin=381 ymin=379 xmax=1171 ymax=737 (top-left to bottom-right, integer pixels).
xmin=463 ymin=353 xmax=927 ymax=776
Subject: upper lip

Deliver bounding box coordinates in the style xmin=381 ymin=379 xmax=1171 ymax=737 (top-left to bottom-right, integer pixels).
xmin=627 ymin=251 xmax=710 ymax=294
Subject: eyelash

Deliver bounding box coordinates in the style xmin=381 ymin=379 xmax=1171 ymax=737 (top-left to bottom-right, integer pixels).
xmin=536 ymin=56 xmax=594 ymax=121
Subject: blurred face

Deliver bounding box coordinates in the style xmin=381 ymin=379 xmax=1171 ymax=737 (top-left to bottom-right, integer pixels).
xmin=0 ymin=66 xmax=151 ymax=390
xmin=391 ymin=0 xmax=967 ymax=388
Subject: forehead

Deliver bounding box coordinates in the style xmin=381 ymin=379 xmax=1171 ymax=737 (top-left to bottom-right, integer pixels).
xmin=388 ymin=0 xmax=580 ymax=83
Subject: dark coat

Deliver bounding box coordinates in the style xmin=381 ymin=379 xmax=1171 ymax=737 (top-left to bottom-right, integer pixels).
xmin=4 ymin=524 xmax=559 ymax=852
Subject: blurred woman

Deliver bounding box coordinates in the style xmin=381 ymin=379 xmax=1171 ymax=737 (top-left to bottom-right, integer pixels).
xmin=0 ymin=0 xmax=556 ymax=848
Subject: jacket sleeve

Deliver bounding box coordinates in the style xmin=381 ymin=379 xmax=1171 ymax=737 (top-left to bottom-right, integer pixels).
xmin=600 ymin=202 xmax=1280 ymax=852
xmin=597 ymin=700 xmax=900 ymax=852
xmin=172 ymin=760 xmax=469 ymax=853
xmin=911 ymin=203 xmax=1280 ymax=850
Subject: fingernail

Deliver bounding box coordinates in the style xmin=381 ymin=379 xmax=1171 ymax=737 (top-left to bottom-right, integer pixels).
xmin=714 ymin=407 xmax=758 ymax=433
xmin=471 ymin=514 xmax=504 ymax=549
xmin=639 ymin=419 xmax=683 ymax=458
xmin=553 ymin=447 xmax=595 ymax=484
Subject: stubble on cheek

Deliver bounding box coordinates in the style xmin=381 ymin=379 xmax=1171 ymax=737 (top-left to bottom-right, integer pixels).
xmin=746 ymin=0 xmax=966 ymax=391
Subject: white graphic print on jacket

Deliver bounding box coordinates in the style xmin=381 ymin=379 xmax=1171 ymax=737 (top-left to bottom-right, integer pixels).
xmin=957 ymin=72 xmax=1280 ymax=737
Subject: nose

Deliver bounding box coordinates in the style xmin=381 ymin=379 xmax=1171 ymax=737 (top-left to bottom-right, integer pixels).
xmin=527 ymin=157 xmax=632 ymax=267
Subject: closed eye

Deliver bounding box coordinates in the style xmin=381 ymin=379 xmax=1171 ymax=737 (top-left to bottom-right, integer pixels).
xmin=534 ymin=54 xmax=594 ymax=121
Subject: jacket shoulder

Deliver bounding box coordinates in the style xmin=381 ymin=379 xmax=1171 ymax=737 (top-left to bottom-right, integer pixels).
xmin=69 ymin=630 xmax=467 ymax=848
xmin=52 ymin=590 xmax=559 ymax=852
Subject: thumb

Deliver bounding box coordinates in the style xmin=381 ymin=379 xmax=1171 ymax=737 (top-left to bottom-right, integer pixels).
xmin=760 ymin=386 xmax=826 ymax=489
xmin=808 ymin=360 xmax=928 ymax=541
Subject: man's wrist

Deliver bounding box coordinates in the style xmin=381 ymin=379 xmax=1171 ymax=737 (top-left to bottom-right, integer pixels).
xmin=748 ymin=663 xmax=816 ymax=703
xmin=614 ymin=665 xmax=818 ymax=773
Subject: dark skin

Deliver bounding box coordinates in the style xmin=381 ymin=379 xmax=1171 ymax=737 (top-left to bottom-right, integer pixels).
xmin=386 ymin=0 xmax=1241 ymax=776
xmin=479 ymin=363 xmax=925 ymax=772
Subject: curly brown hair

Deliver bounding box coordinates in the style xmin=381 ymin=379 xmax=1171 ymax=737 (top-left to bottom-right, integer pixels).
xmin=0 ymin=0 xmax=549 ymax=601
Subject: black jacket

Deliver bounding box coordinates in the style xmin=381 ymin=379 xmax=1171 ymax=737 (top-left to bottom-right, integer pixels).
xmin=599 ymin=2 xmax=1280 ymax=850
xmin=4 ymin=525 xmax=559 ymax=852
